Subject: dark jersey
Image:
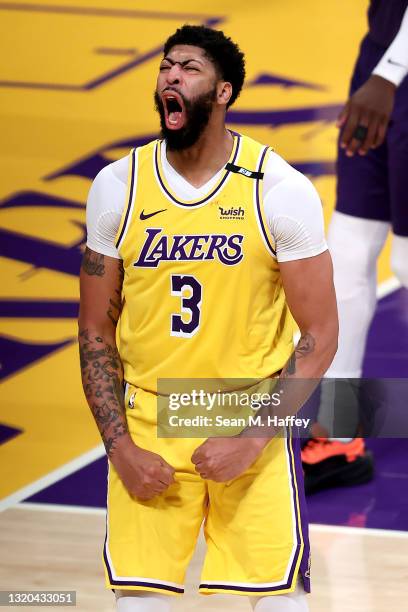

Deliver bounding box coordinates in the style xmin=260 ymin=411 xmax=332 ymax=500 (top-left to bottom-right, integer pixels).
xmin=368 ymin=0 xmax=408 ymax=47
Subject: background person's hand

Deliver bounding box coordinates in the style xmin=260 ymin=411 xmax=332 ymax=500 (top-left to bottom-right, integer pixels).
xmin=111 ymin=437 xmax=176 ymax=500
xmin=337 ymin=74 xmax=396 ymax=157
xmin=191 ymin=437 xmax=267 ymax=482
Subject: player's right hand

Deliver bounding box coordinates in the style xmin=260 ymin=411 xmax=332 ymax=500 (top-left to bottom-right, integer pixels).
xmin=336 ymin=74 xmax=396 ymax=157
xmin=110 ymin=437 xmax=176 ymax=500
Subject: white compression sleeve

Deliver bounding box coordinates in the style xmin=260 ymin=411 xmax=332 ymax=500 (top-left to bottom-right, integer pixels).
xmin=325 ymin=211 xmax=389 ymax=378
xmin=372 ymin=5 xmax=408 ymax=86
xmin=116 ymin=591 xmax=171 ymax=612
xmin=86 ymin=146 xmax=327 ymax=263
xmin=249 ymin=579 xmax=309 ymax=611
xmin=262 ymin=164 xmax=327 ymax=262
xmin=86 ymin=157 xmax=128 ymax=258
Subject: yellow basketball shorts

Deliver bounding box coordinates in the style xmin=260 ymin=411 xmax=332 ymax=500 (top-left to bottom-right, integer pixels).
xmin=103 ymin=386 xmax=311 ymax=597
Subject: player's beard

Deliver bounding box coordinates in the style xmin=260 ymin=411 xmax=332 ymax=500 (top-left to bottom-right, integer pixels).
xmin=154 ymin=86 xmax=217 ymax=151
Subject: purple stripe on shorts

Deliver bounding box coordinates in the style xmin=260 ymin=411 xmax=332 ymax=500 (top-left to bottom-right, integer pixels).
xmin=199 ymin=432 xmax=307 ymax=594
xmin=290 ymin=435 xmax=311 ymax=592
xmin=283 ymin=433 xmax=302 ymax=589
xmin=103 ymin=533 xmax=184 ymax=593
xmin=154 ymin=135 xmax=241 ymax=207
xmin=199 ymin=583 xmax=291 ymax=593
xmin=115 ymin=148 xmax=136 ymax=248
xmin=255 ymin=147 xmax=276 ymax=256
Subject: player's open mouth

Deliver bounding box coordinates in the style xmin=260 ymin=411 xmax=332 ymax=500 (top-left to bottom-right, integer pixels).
xmin=162 ymin=91 xmax=186 ymax=130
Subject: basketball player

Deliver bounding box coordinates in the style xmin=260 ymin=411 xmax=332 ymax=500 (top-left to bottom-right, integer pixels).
xmin=79 ymin=25 xmax=338 ymax=611
xmin=302 ymin=1 xmax=408 ymax=493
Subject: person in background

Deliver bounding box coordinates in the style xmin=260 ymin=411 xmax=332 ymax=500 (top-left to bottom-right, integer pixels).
xmin=302 ymin=0 xmax=408 ymax=494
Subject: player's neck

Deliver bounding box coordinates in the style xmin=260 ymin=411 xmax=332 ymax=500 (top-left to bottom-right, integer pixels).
xmin=165 ymin=125 xmax=233 ymax=189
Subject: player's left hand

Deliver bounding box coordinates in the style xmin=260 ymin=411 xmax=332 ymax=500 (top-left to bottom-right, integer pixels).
xmin=337 ymin=74 xmax=396 ymax=157
xmin=191 ymin=437 xmax=268 ymax=482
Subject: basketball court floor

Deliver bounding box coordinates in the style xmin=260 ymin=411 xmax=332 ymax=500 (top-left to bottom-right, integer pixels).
xmin=1 ymin=0 xmax=407 ymax=609
xmin=2 ymin=504 xmax=408 ymax=611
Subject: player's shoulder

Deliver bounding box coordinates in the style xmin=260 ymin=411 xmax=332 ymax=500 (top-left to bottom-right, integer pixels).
xmin=264 ymin=149 xmax=309 ymax=186
xmin=87 ymin=154 xmax=130 ymax=215
xmin=263 ymin=150 xmax=320 ymax=202
xmin=91 ymin=153 xmax=129 ymax=190
xmin=241 ymin=133 xmax=313 ymax=189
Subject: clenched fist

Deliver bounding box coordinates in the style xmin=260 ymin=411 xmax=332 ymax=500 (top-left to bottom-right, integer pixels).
xmin=111 ymin=437 xmax=176 ymax=500
xmin=191 ymin=437 xmax=267 ymax=483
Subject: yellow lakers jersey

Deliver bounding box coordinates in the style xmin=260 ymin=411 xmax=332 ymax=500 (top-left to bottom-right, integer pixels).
xmin=115 ymin=133 xmax=294 ymax=392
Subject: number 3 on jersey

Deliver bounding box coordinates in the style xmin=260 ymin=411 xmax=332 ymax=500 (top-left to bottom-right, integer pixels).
xmin=170 ymin=274 xmax=202 ymax=338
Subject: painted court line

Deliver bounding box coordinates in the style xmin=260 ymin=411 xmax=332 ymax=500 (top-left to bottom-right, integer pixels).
xmin=17 ymin=502 xmax=106 ymax=516
xmin=13 ymin=504 xmax=408 ymax=539
xmin=377 ymin=276 xmax=400 ymax=299
xmin=311 ymin=523 xmax=408 ymax=539
xmin=0 ymin=2 xmax=216 ymax=20
xmin=0 ymin=444 xmax=105 ymax=513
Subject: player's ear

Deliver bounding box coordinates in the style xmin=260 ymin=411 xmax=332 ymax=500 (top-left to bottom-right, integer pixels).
xmin=217 ymin=81 xmax=232 ymax=107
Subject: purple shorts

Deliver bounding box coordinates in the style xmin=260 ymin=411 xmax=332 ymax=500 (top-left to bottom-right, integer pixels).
xmin=336 ymin=35 xmax=408 ymax=237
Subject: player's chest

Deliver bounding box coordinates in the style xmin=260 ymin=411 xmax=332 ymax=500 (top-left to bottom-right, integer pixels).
xmin=124 ymin=196 xmax=259 ymax=270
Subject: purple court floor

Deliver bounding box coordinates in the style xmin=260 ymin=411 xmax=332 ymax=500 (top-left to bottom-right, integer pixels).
xmin=24 ymin=289 xmax=408 ymax=532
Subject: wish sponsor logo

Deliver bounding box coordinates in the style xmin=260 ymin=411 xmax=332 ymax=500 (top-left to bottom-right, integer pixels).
xmin=218 ymin=206 xmax=245 ymax=220
xmin=134 ymin=228 xmax=244 ymax=268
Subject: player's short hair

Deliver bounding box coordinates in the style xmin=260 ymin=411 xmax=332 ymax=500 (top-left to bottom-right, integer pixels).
xmin=163 ymin=24 xmax=246 ymax=108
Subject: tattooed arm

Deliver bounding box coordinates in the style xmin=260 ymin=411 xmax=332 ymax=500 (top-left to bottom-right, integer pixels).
xmin=242 ymin=250 xmax=338 ymax=441
xmin=192 ymin=250 xmax=338 ymax=482
xmin=280 ymin=249 xmax=338 ymax=379
xmin=78 ymin=247 xmax=175 ymax=499
xmin=78 ymin=247 xmax=127 ymax=456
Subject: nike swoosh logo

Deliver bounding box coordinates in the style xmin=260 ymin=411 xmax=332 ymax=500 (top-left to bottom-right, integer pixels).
xmin=140 ymin=208 xmax=167 ymax=220
xmin=387 ymin=58 xmax=406 ymax=68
